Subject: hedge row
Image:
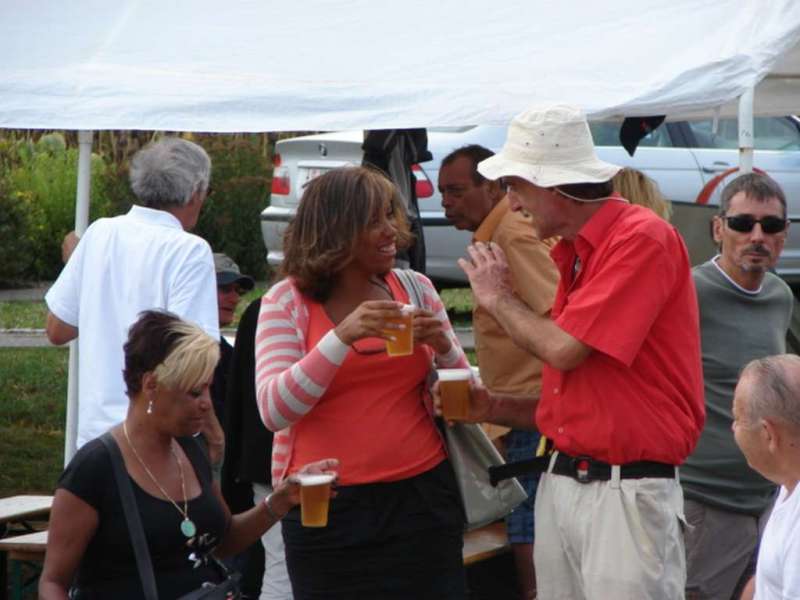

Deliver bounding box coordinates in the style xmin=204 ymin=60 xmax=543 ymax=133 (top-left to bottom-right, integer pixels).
xmin=0 ymin=132 xmax=275 ymax=286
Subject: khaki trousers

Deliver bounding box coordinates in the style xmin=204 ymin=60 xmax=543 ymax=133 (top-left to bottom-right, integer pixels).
xmin=534 ymin=453 xmax=687 ymax=600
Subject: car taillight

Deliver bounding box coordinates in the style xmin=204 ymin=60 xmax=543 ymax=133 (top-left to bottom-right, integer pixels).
xmin=271 ymin=167 xmax=290 ymax=195
xmin=412 ymin=164 xmax=434 ymax=198
xmin=272 ymin=152 xmax=282 ymax=167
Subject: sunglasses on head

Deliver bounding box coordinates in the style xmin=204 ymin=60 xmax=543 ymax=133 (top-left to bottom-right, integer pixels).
xmin=723 ymin=214 xmax=788 ymax=234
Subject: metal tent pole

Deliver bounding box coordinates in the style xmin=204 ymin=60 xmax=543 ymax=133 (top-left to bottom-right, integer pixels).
xmin=64 ymin=130 xmax=93 ymax=465
xmin=738 ymin=87 xmax=755 ymax=174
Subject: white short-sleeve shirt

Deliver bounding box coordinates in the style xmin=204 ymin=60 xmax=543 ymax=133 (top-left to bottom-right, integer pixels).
xmin=46 ymin=205 xmax=219 ymax=447
xmin=755 ymin=484 xmax=800 ymax=599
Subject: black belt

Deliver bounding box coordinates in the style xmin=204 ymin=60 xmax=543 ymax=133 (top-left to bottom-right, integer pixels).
xmin=551 ymin=452 xmax=676 ymax=483
xmin=486 ymin=452 xmax=676 ymax=486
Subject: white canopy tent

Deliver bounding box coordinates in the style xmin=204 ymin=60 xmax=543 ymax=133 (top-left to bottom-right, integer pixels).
xmin=2 ymin=0 xmax=800 ymax=461
xmin=2 ymin=0 xmax=800 ymax=130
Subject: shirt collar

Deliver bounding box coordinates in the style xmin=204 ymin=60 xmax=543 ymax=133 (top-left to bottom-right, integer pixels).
xmin=127 ymin=204 xmax=184 ymax=230
xmin=473 ymin=196 xmax=510 ymax=243
xmin=551 ymin=193 xmax=628 ymax=265
xmin=711 ymin=255 xmax=763 ymax=295
xmin=574 ymin=193 xmax=629 ymax=251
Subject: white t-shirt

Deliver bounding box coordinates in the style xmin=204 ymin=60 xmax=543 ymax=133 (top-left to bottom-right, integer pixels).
xmin=46 ymin=205 xmax=219 ymax=447
xmin=755 ymin=484 xmax=800 ymax=599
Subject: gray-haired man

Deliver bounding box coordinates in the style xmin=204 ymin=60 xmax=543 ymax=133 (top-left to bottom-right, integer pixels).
xmin=46 ymin=137 xmax=219 ymax=447
xmin=733 ymin=355 xmax=800 ymax=600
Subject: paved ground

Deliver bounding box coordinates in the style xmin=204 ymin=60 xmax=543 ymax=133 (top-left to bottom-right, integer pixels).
xmin=0 ymin=283 xmax=50 ymax=302
xmin=0 ymin=282 xmax=476 ymax=351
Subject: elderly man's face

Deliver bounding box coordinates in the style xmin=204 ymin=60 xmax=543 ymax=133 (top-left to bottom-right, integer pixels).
xmin=505 ymin=177 xmax=565 ymax=239
xmin=438 ymin=157 xmax=498 ymax=232
xmin=732 ymin=373 xmax=774 ymax=481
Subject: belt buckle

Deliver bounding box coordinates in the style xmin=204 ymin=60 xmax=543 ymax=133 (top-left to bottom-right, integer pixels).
xmin=571 ymin=456 xmax=592 ymax=483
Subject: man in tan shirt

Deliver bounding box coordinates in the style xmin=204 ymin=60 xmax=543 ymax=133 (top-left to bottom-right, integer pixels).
xmin=439 ymin=144 xmax=559 ymax=599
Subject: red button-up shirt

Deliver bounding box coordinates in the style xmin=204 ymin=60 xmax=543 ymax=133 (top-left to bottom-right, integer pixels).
xmin=537 ymin=197 xmax=705 ymax=465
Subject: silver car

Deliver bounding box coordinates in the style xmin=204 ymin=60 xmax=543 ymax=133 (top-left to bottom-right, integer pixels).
xmin=261 ymin=117 xmax=800 ymax=285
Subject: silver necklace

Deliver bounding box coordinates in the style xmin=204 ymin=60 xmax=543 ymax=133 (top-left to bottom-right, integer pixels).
xmin=122 ymin=421 xmax=197 ymax=538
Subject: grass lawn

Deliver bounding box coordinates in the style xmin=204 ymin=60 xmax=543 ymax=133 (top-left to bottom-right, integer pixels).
xmin=0 ymin=347 xmax=67 ymax=497
xmin=0 ymin=301 xmax=48 ymax=329
xmin=439 ymin=287 xmax=473 ymax=327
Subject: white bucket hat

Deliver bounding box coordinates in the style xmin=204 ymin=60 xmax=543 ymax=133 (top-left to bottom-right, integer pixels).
xmin=478 ymin=105 xmax=621 ymax=188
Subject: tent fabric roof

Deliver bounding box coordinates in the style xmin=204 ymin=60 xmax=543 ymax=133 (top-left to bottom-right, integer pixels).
xmin=2 ymin=0 xmax=800 ymax=132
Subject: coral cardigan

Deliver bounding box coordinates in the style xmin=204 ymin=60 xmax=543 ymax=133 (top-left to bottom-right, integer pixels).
xmin=254 ymin=271 xmax=469 ymax=485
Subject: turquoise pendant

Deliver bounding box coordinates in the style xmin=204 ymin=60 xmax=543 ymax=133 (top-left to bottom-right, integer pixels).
xmin=180 ymin=518 xmax=197 ymax=538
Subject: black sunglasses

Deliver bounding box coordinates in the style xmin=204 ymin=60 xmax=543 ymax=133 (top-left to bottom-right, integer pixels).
xmin=723 ymin=215 xmax=788 ymax=234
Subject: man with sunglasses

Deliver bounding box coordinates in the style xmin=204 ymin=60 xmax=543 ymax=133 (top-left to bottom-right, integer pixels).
xmin=681 ymin=173 xmax=794 ymax=600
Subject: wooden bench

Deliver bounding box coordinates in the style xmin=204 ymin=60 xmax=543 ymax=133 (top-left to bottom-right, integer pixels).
xmin=462 ymin=520 xmax=510 ymax=566
xmin=0 ymin=530 xmax=47 ymax=600
xmin=0 ymin=496 xmax=52 ymax=533
xmin=0 ymin=496 xmax=52 ymax=600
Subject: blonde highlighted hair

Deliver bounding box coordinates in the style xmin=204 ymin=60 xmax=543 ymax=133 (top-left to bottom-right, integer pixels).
xmin=123 ymin=311 xmax=219 ymax=396
xmin=153 ymin=321 xmax=219 ymax=391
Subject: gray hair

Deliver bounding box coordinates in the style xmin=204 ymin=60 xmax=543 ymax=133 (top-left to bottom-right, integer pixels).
xmin=130 ymin=137 xmax=211 ymax=209
xmin=719 ymin=172 xmax=786 ymax=218
xmin=740 ymin=354 xmax=800 ymax=429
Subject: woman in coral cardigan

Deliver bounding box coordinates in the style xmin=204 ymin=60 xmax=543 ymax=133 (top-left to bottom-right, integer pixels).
xmin=255 ymin=166 xmax=470 ymax=599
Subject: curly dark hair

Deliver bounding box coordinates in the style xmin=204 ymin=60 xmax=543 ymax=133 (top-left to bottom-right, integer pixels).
xmin=280 ymin=166 xmax=412 ymax=302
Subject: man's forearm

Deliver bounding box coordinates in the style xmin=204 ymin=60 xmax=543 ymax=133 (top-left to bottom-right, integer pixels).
xmin=490 ymin=294 xmax=590 ymax=371
xmin=491 ymin=293 xmax=549 ymax=359
xmin=46 ymin=312 xmax=78 ymax=345
xmin=486 ymin=391 xmax=539 ymax=430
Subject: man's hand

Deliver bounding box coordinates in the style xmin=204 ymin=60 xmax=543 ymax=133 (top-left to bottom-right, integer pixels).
xmin=61 ymin=231 xmax=80 ymax=264
xmin=458 ymin=242 xmax=514 ymax=315
xmin=432 ymin=377 xmax=492 ymax=426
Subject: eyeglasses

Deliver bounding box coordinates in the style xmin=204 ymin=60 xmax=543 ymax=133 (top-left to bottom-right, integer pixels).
xmin=723 ymin=215 xmax=788 ymax=234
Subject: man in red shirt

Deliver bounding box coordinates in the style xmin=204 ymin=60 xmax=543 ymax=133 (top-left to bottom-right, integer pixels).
xmin=456 ymin=105 xmax=705 ymax=599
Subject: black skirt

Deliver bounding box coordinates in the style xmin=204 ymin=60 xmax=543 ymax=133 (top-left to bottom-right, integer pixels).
xmin=282 ymin=459 xmax=467 ymax=600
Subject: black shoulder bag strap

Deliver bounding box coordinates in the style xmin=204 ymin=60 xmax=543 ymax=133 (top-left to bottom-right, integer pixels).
xmin=100 ymin=432 xmax=159 ymax=600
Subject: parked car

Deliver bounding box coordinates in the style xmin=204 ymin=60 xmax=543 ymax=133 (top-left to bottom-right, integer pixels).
xmin=261 ymin=117 xmax=800 ymax=286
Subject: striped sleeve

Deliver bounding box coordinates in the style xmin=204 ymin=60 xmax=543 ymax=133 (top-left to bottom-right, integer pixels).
xmin=416 ymin=272 xmax=470 ymax=369
xmin=254 ymin=281 xmax=349 ymax=432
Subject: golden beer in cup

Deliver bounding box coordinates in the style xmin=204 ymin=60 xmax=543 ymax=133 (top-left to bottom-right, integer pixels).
xmin=438 ymin=368 xmax=472 ymax=420
xmin=298 ymin=473 xmax=335 ymax=527
xmin=383 ymin=304 xmax=415 ymax=357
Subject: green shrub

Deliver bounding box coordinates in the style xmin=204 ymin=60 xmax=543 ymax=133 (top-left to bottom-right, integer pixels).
xmin=195 ymin=134 xmax=273 ymax=280
xmin=2 ymin=134 xmax=109 ymax=280
xmin=0 ymin=175 xmax=34 ymax=285
xmin=0 ymin=131 xmax=275 ymax=283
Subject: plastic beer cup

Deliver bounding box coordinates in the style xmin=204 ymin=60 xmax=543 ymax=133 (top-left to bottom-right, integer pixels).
xmin=438 ymin=368 xmax=472 ymax=420
xmin=298 ymin=473 xmax=335 ymax=527
xmin=383 ymin=304 xmax=415 ymax=357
